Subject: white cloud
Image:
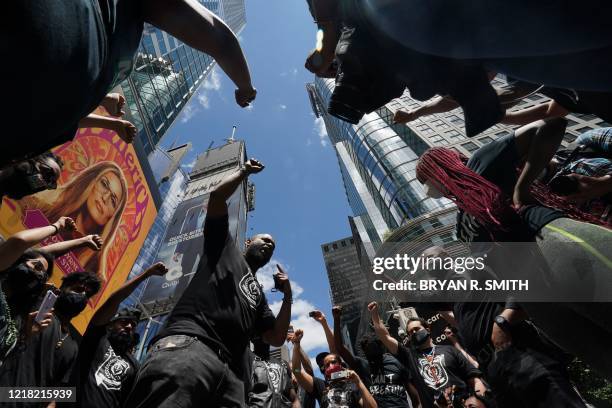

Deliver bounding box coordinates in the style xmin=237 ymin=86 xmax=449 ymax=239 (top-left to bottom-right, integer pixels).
xmin=257 ymin=259 xmax=328 ymax=353
xmin=179 ymin=104 xmax=198 ymax=123
xmin=279 ymin=104 xmax=287 ymax=110
xmin=291 ymin=67 xmax=298 ymax=76
xmin=280 ymin=67 xmax=299 ymax=77
xmin=202 ymin=68 xmax=222 ymax=91
xmin=197 ymin=93 xmax=210 ymax=109
xmin=313 ymin=117 xmax=329 ymax=147
xmin=195 ymin=68 xmax=222 ymax=110
xmin=306 ymin=138 xmax=313 ymax=147
xmin=182 ymin=157 xmax=197 ymax=170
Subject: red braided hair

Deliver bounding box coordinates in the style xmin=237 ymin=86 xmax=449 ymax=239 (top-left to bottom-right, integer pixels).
xmin=416 ymin=147 xmax=515 ymax=230
xmin=416 ymin=147 xmax=610 ymax=232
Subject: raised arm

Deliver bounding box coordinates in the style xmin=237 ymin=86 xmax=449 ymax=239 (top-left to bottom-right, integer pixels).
xmin=347 ymin=370 xmax=377 ymax=408
xmin=291 ymin=329 xmax=315 ymax=394
xmin=502 ymin=100 xmax=569 ymax=126
xmin=141 ymin=0 xmax=256 ymax=107
xmin=262 ymin=264 xmax=292 ymax=346
xmin=40 ymin=234 xmax=102 ymax=257
xmin=78 ymin=113 xmax=135 ymax=143
xmin=207 ymin=159 xmax=264 ymax=217
xmin=0 ymin=217 xmax=75 ymax=272
xmin=368 ymin=302 xmax=399 ymax=355
xmin=310 ymin=310 xmax=337 ymax=354
xmin=89 ymin=262 xmax=168 ymax=326
xmin=330 ymin=306 xmax=357 ymax=368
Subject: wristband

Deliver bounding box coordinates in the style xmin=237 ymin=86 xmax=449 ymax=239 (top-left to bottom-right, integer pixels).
xmin=51 ymin=224 xmax=59 ymax=234
xmin=293 ymin=368 xmax=301 ymax=374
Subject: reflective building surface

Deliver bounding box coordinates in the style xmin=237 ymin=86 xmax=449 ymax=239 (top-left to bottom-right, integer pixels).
xmin=321 ymin=236 xmax=368 ymax=351
xmin=121 ymin=0 xmax=247 ymax=157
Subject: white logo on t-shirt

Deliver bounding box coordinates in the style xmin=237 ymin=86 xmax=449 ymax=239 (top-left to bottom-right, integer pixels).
xmin=239 ymin=273 xmax=262 ymax=310
xmin=94 ymin=346 xmax=130 ymax=391
xmin=417 ymin=354 xmax=449 ymax=390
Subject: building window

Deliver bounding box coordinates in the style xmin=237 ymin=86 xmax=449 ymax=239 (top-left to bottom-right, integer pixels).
xmin=341 ymin=240 xmax=347 ymax=247
xmin=333 ymin=243 xmax=338 ymax=249
xmin=462 ymin=142 xmax=479 ymax=152
xmin=324 ymin=245 xmax=329 ymax=252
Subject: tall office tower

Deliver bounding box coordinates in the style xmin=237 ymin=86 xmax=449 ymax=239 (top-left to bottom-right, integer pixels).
xmin=121 ymin=0 xmax=247 ymax=157
xmin=321 ymin=236 xmax=369 ymax=351
xmin=310 ymin=75 xmax=606 ymax=343
xmin=307 ymin=76 xmax=604 ymax=256
xmin=129 ymin=140 xmax=252 ymax=358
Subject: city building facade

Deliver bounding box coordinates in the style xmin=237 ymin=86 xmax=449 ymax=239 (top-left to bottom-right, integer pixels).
xmin=321 ymin=236 xmax=369 ymax=351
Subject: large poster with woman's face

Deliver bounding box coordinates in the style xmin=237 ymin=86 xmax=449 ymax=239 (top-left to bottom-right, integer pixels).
xmin=0 ymin=108 xmax=157 ymax=333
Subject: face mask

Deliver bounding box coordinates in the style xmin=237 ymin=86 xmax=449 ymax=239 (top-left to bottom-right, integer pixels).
xmin=55 ymin=292 xmax=88 ymax=318
xmin=411 ymin=329 xmax=430 ymax=347
xmin=324 ymin=363 xmax=343 ymax=379
xmin=424 ymin=181 xmax=444 ymax=199
xmin=364 ymin=342 xmax=385 ymax=361
xmin=4 ymin=162 xmax=52 ymax=200
xmin=4 ymin=263 xmax=47 ymax=312
xmin=108 ymin=329 xmax=134 ymax=354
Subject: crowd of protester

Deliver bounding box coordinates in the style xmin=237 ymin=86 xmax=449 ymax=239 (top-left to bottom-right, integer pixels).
xmin=1 ymin=0 xmax=611 ymax=406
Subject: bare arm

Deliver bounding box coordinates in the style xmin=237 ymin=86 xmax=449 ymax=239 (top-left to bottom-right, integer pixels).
xmin=0 ymin=217 xmax=75 ymax=272
xmin=393 ymin=96 xmax=459 ymax=124
xmin=512 ymin=117 xmax=567 ymax=207
xmin=89 ymin=263 xmax=168 ymax=326
xmin=262 ymin=265 xmax=292 ymax=347
xmin=406 ymin=382 xmax=422 ymax=408
xmin=142 ymin=0 xmax=256 ymax=106
xmin=289 ymin=387 xmax=300 ymax=408
xmin=299 ymin=346 xmax=314 ymax=376
xmin=40 ymin=235 xmax=102 ymax=257
xmin=207 ymin=159 xmax=263 ymax=217
xmin=330 ymin=306 xmax=357 ymax=368
xmin=349 ymin=371 xmax=377 ymax=408
xmin=502 ymin=100 xmax=569 ymax=126
xmin=291 ymin=330 xmax=315 ymax=394
xmin=311 ymin=310 xmax=337 ymax=354
xmin=368 ymin=302 xmax=399 ymax=355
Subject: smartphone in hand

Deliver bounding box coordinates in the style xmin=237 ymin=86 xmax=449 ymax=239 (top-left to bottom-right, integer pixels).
xmin=35 ymin=290 xmax=58 ymax=323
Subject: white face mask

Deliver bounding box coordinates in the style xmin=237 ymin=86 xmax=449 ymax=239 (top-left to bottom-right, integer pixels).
xmin=424 ymin=180 xmax=444 ymax=199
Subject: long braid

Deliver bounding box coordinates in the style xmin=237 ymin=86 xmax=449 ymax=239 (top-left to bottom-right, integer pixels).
xmin=416 ymin=148 xmax=516 ymax=231
xmin=416 ymin=147 xmax=611 ymax=232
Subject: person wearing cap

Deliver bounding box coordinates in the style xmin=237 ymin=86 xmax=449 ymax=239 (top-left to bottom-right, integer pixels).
xmin=73 ymin=262 xmax=168 ymax=408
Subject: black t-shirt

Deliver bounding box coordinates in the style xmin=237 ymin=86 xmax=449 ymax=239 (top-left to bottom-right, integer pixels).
xmin=76 ymin=325 xmax=138 ymax=408
xmin=457 ymin=133 xmax=564 ymax=245
xmin=0 ymin=315 xmax=80 ymax=408
xmin=155 ymin=213 xmax=276 ymax=377
xmin=353 ymin=354 xmax=412 ymax=408
xmin=248 ymin=356 xmax=294 ymax=408
xmin=312 ymin=377 xmax=361 ymax=408
xmin=396 ymin=344 xmax=481 ymax=404
xmin=7 ymin=0 xmax=144 ymax=164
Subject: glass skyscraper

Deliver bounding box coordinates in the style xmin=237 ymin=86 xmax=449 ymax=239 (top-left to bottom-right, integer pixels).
xmin=121 ymin=0 xmax=247 ymax=157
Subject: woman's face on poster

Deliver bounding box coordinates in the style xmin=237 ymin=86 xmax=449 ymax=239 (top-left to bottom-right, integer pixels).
xmin=86 ymin=171 xmax=124 ymax=226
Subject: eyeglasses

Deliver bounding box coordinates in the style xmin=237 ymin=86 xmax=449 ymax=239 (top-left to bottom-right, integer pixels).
xmin=99 ymin=176 xmax=119 ymax=209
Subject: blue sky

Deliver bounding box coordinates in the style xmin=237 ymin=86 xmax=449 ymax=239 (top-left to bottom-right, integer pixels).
xmin=159 ymin=1 xmax=352 ymax=361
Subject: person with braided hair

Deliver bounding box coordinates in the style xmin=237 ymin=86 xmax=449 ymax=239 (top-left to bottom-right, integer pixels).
xmin=415 ymin=118 xmax=612 ymax=378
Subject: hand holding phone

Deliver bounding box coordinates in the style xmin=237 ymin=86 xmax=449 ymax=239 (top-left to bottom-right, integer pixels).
xmin=35 ymin=290 xmax=57 ymax=323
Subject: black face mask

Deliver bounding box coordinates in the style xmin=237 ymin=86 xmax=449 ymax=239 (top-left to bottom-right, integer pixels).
xmin=411 ymin=329 xmax=430 ymax=347
xmin=3 ymin=162 xmax=52 ymax=200
xmin=108 ymin=329 xmax=134 ymax=354
xmin=4 ymin=263 xmax=47 ymax=311
xmin=55 ymin=292 xmax=88 ymax=318
xmin=364 ymin=342 xmax=385 ymax=361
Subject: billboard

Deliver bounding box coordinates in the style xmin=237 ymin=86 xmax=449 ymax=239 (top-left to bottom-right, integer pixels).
xmin=0 ymin=108 xmax=157 ymax=333
xmin=139 ymin=169 xmax=247 ymax=306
